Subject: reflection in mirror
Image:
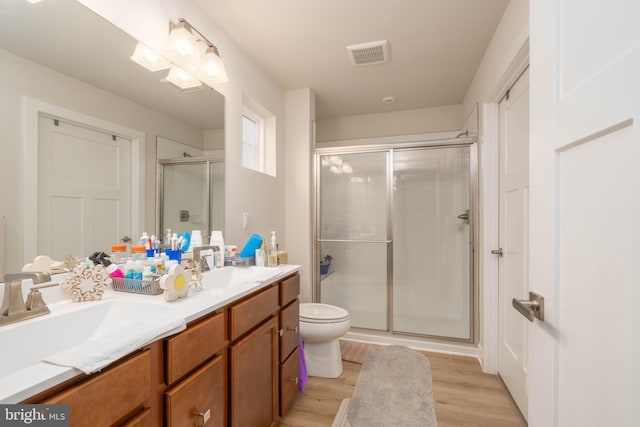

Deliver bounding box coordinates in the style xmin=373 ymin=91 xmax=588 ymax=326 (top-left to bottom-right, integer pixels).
xmin=158 ymin=157 xmax=224 ymax=243
xmin=0 ymin=0 xmax=224 ymax=268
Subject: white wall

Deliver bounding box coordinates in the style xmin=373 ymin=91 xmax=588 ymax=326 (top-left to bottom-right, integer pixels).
xmin=0 ymin=48 xmax=205 ymax=273
xmin=462 ymin=0 xmax=529 ymax=122
xmin=77 ymin=0 xmax=288 ymax=255
xmin=460 ymin=0 xmax=530 ymax=373
xmin=316 ymin=104 xmax=462 ymax=143
xmin=285 ymin=89 xmax=315 ymax=302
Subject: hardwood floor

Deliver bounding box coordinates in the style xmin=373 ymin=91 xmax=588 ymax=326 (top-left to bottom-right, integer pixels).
xmin=280 ymin=351 xmax=526 ymax=427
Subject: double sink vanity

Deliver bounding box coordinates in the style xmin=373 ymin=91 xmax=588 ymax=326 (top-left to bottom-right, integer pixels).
xmin=0 ymin=264 xmax=301 ymax=426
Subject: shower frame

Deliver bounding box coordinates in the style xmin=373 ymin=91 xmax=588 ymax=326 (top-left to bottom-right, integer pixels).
xmin=156 ymin=155 xmax=224 ymax=242
xmin=313 ymin=137 xmax=479 ymax=343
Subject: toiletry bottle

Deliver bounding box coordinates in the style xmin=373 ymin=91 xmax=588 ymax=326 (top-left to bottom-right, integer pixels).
xmin=124 ymin=260 xmax=134 ymax=279
xmin=103 ymin=259 xmax=124 ymax=278
xmin=170 ymin=233 xmax=178 ymax=251
xmin=268 ymin=231 xmax=278 ymax=267
xmin=191 ymin=230 xmax=203 ymax=248
xmin=111 ymin=244 xmax=127 ymax=264
xmin=140 ymin=232 xmax=150 ymax=249
xmin=209 ymin=230 xmax=225 ymax=268
xmin=256 ymin=241 xmax=266 ymax=267
xmin=165 ymin=228 xmax=172 ymax=246
xmin=142 ymin=266 xmax=153 ymax=281
xmin=133 ymin=260 xmax=144 ymax=280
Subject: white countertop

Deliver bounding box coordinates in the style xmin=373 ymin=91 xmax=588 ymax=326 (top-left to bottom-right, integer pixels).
xmin=0 ymin=264 xmax=300 ymax=403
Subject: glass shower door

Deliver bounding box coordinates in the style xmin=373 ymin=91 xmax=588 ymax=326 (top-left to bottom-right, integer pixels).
xmin=318 ymin=152 xmax=389 ymax=330
xmin=392 ymin=146 xmax=471 ymax=339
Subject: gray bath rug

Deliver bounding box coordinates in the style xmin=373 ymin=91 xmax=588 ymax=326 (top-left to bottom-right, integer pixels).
xmin=344 ymin=345 xmax=437 ymax=427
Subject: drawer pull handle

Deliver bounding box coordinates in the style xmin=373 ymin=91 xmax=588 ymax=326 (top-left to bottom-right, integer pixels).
xmin=194 ymin=408 xmax=211 ymax=426
xmin=279 ymin=326 xmax=299 ymax=336
xmin=288 ymin=376 xmax=299 ymax=385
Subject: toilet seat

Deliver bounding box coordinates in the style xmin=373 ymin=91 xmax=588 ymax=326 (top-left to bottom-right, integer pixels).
xmin=300 ymin=303 xmax=350 ymax=323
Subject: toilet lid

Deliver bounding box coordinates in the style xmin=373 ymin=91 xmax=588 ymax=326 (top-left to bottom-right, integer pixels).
xmin=300 ymin=303 xmax=350 ymax=322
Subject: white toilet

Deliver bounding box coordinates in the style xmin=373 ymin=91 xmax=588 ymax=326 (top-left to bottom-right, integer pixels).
xmin=299 ymin=303 xmax=351 ymax=378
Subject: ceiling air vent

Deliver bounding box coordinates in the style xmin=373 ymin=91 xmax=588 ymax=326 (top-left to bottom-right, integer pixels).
xmin=346 ymin=40 xmax=389 ymax=66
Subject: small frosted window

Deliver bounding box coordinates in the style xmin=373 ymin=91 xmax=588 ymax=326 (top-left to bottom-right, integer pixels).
xmin=241 ymin=95 xmax=276 ymax=177
xmin=242 ymin=114 xmax=259 ymax=170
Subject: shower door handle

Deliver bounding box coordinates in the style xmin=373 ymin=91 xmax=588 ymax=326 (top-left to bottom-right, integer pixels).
xmin=457 ymin=209 xmax=469 ymax=224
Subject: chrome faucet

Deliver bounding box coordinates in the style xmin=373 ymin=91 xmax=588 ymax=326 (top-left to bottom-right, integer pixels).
xmin=0 ymin=272 xmax=52 ymax=326
xmin=192 ymin=245 xmax=221 ymax=271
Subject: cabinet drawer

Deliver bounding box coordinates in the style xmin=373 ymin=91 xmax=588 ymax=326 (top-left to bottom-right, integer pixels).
xmin=122 ymin=408 xmax=152 ymax=427
xmin=166 ymin=311 xmax=225 ymax=385
xmin=279 ymin=273 xmax=300 ymax=307
xmin=230 ymin=285 xmax=279 ymax=341
xmin=280 ymin=347 xmax=300 ymax=417
xmin=43 ymin=350 xmax=151 ymax=427
xmin=165 ymin=354 xmax=226 ymax=427
xmin=279 ymin=301 xmax=299 ymax=363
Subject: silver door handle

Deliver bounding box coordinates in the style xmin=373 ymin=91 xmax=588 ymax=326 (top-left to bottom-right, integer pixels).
xmin=491 ymin=248 xmax=503 ymax=256
xmin=512 ymin=291 xmax=544 ymax=322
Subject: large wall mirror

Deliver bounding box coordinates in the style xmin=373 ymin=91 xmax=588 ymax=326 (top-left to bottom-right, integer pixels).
xmin=0 ymin=0 xmax=224 ymax=267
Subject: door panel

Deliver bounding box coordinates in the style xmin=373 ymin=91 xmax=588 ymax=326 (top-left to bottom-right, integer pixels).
xmin=319 ymin=152 xmax=389 ymax=330
xmin=556 ymin=127 xmax=633 ymax=426
xmin=38 ymin=116 xmax=131 ymax=259
xmin=529 ymin=1 xmax=639 ymax=426
xmin=392 ymin=147 xmax=471 ymax=339
xmin=498 ymin=69 xmax=529 ymax=418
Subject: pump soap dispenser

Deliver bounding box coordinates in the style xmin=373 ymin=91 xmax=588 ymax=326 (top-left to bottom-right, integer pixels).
xmin=267 ymin=231 xmax=279 ymax=267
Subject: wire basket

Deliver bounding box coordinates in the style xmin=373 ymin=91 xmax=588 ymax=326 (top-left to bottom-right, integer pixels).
xmin=111 ymin=276 xmax=163 ymax=295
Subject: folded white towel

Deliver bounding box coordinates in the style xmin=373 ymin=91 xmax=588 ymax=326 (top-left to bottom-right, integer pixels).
xmin=44 ymin=318 xmax=186 ymax=374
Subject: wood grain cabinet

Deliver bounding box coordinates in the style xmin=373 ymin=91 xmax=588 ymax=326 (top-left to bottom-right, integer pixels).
xmin=229 ymin=283 xmax=279 ymax=427
xmin=164 ymin=310 xmax=227 ymax=427
xmin=278 ymin=273 xmax=300 ymax=416
xmin=39 ymin=350 xmax=152 ymax=427
xmin=22 ymin=271 xmax=300 ymax=427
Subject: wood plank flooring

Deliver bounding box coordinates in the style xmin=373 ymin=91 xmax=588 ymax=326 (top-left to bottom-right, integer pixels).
xmin=280 ymin=351 xmax=526 ymax=427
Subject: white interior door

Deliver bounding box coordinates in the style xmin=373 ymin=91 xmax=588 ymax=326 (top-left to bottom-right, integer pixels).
xmin=498 ymin=68 xmax=529 ymax=419
xmin=38 ymin=116 xmax=131 ymax=260
xmin=529 ymin=1 xmax=639 ymax=426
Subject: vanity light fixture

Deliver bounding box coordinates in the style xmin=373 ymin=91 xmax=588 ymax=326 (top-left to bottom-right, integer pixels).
xmin=23 ymin=0 xmax=45 ymax=3
xmin=200 ymin=46 xmax=225 ymax=78
xmin=130 ymin=43 xmax=171 ymax=72
xmin=167 ymin=18 xmax=228 ymax=84
xmin=166 ymin=65 xmax=202 ymax=90
xmin=168 ymin=20 xmax=198 ymax=57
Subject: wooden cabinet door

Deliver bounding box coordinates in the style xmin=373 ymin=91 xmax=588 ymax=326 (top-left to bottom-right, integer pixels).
xmin=280 ymin=347 xmax=300 ymax=417
xmin=165 ymin=355 xmax=226 ymax=427
xmin=230 ymin=316 xmax=278 ymax=427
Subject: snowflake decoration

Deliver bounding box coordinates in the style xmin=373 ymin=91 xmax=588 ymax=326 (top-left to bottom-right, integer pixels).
xmin=61 ymin=265 xmax=110 ymax=302
xmin=159 ymin=263 xmax=190 ymax=302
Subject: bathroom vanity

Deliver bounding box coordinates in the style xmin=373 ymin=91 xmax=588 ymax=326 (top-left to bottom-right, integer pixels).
xmin=2 ymin=265 xmax=300 ymax=426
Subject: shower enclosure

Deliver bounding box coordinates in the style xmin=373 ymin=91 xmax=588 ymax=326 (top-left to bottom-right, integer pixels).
xmin=157 ymin=156 xmax=224 ymax=240
xmin=316 ymin=140 xmax=476 ymax=341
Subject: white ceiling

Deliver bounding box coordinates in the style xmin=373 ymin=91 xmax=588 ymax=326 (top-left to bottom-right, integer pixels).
xmin=197 ymin=0 xmax=510 ymax=119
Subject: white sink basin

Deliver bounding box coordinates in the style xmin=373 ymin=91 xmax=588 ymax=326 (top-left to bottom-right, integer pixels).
xmin=201 ymin=266 xmax=284 ymax=289
xmin=0 ymin=299 xmax=176 ymax=378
